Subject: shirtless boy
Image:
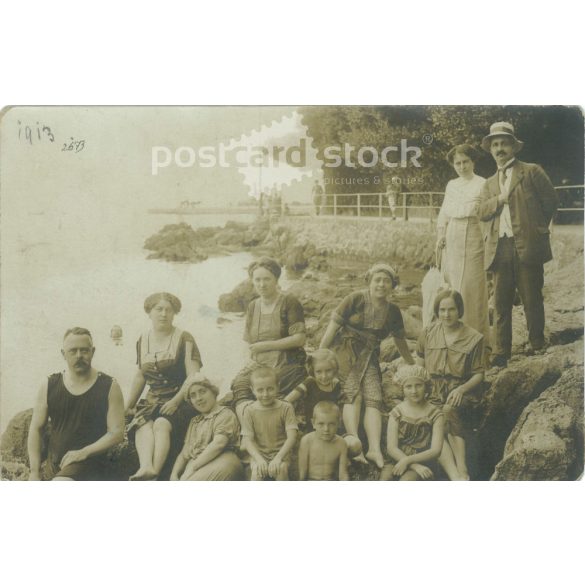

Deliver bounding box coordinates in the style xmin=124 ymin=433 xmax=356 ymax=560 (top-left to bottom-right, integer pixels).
xmin=298 ymin=401 xmax=349 ymax=481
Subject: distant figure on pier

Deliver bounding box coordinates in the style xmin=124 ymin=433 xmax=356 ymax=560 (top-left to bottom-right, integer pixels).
xmin=385 ymin=182 xmax=400 ymax=220
xmin=312 ymin=180 xmax=324 ymax=215
xmin=258 ymin=191 xmax=266 ymax=216
xmin=272 ymin=193 xmax=282 ymax=215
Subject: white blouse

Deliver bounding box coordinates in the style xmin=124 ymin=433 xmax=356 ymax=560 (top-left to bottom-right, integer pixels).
xmin=437 ymin=174 xmax=486 ymax=228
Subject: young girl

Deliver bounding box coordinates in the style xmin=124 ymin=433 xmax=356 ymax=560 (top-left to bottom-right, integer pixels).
xmin=416 ymin=289 xmax=484 ymax=480
xmin=285 ymin=349 xmax=362 ymax=458
xmin=285 ymin=349 xmax=341 ymax=429
xmin=380 ymin=365 xmax=444 ymax=481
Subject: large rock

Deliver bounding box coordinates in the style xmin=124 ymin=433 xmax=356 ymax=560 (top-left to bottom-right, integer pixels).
xmin=213 ymin=228 xmax=246 ymax=246
xmin=475 ymin=339 xmax=584 ymax=479
xmin=217 ymin=279 xmax=256 ymax=313
xmin=242 ymin=221 xmax=270 ymax=247
xmin=284 ymin=245 xmax=310 ymax=272
xmin=543 ymin=254 xmax=584 ymax=346
xmin=491 ymin=367 xmax=584 ymax=480
xmin=0 ymin=409 xmax=36 ymax=465
xmin=144 ymin=222 xmax=219 ymax=262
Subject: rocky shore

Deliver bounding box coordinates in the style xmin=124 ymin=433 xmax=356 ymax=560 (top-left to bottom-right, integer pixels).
xmin=2 ymin=217 xmax=582 ymax=480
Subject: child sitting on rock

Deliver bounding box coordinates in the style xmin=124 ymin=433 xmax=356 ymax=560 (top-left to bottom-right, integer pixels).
xmin=241 ymin=367 xmax=298 ymax=480
xmin=380 ymin=365 xmax=444 ymax=481
xmin=298 ymin=401 xmax=349 ymax=481
xmin=285 ymin=349 xmax=362 ymax=459
xmin=285 ymin=349 xmax=343 ymax=430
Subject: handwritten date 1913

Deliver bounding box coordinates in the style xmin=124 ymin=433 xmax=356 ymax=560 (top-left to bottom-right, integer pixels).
xmin=17 ymin=120 xmax=86 ymax=153
xmin=18 ymin=120 xmax=55 ymax=144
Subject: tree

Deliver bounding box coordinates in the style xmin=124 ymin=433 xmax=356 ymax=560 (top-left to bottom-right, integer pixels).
xmin=299 ymin=105 xmax=584 ymax=194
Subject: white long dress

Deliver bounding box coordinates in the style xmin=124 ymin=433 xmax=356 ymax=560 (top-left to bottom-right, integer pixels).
xmin=437 ymin=174 xmax=490 ymax=348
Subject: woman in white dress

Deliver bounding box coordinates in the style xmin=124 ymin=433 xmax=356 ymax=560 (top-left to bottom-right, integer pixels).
xmin=436 ymin=144 xmax=490 ymax=355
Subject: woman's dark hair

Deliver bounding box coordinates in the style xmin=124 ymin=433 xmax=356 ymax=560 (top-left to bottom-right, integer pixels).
xmin=433 ymin=289 xmax=464 ymax=319
xmin=446 ymin=144 xmax=480 ymax=166
xmin=144 ymin=292 xmax=182 ymax=314
xmin=248 ymin=257 xmax=282 ymax=280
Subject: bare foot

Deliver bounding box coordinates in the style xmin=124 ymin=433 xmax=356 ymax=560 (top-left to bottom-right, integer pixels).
xmin=366 ymin=450 xmax=385 ymax=469
xmin=457 ymin=466 xmax=470 ymax=481
xmin=352 ymin=453 xmax=369 ymax=465
xmin=129 ymin=467 xmax=157 ymax=481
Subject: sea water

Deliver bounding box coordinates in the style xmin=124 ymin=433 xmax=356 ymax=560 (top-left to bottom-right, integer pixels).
xmin=0 ymin=213 xmax=256 ymax=432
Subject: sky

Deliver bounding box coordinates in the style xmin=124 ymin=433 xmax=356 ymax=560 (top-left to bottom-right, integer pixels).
xmin=0 ymin=106 xmax=324 ymax=429
xmin=1 ymin=106 xmax=322 ymax=216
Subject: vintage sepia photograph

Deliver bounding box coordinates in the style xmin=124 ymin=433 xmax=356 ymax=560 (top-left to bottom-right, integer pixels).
xmin=1 ymin=105 xmax=583 ymax=482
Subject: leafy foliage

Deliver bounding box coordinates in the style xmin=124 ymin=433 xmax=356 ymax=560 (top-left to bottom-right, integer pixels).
xmin=299 ymin=106 xmax=584 ymax=192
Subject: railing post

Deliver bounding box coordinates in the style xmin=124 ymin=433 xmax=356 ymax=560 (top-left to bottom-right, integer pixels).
xmin=357 ymin=193 xmax=361 ymax=217
xmin=429 ymin=192 xmax=433 ymax=227
xmin=379 ymin=192 xmax=383 ymax=218
xmin=404 ymin=192 xmax=409 ymax=221
xmin=333 ymin=193 xmax=337 ymax=217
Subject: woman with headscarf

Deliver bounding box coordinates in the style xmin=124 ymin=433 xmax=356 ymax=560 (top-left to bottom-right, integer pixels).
xmin=170 ymin=375 xmax=243 ymax=481
xmin=320 ymin=263 xmax=414 ymax=468
xmin=230 ymin=257 xmax=307 ymax=418
xmin=125 ymin=292 xmax=202 ymax=480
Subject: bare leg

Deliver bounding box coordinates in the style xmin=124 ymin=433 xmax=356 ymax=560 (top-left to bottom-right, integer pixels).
xmin=344 ymin=434 xmax=363 ymax=458
xmin=399 ymin=470 xmax=419 ymax=481
xmin=364 ymin=406 xmax=384 ymax=469
xmin=52 ymin=476 xmax=75 ymax=481
xmin=151 ymin=417 xmax=172 ymax=478
xmin=343 ymin=397 xmax=367 ymax=464
xmin=448 ymin=434 xmax=469 ymax=480
xmin=130 ymin=421 xmax=155 ymax=480
xmin=379 ymin=463 xmax=395 ymax=481
xmin=438 ymin=440 xmax=461 ymax=481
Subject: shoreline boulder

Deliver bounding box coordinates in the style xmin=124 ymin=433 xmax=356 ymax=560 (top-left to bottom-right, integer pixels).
xmin=491 ymin=367 xmax=584 ymax=480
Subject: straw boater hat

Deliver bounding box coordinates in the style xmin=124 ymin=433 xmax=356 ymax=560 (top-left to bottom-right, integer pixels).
xmin=481 ymin=121 xmax=524 ymax=153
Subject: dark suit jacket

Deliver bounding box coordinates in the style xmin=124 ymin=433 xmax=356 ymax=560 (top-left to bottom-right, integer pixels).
xmin=477 ymin=161 xmax=558 ymax=269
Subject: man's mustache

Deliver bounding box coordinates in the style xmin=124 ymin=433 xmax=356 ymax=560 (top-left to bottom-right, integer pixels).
xmin=496 ymin=151 xmax=506 ymax=156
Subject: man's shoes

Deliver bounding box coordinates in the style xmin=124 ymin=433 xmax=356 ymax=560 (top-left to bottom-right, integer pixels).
xmin=524 ymin=341 xmax=548 ymax=356
xmin=490 ymin=355 xmax=508 ymax=368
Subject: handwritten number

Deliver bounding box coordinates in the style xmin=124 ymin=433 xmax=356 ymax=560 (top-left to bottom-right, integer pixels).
xmin=19 ymin=121 xmax=81 ymax=150
xmin=43 ymin=126 xmax=55 ymax=142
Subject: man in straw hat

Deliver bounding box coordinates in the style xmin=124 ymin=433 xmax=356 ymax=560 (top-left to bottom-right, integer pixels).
xmin=477 ymin=122 xmax=558 ymax=368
